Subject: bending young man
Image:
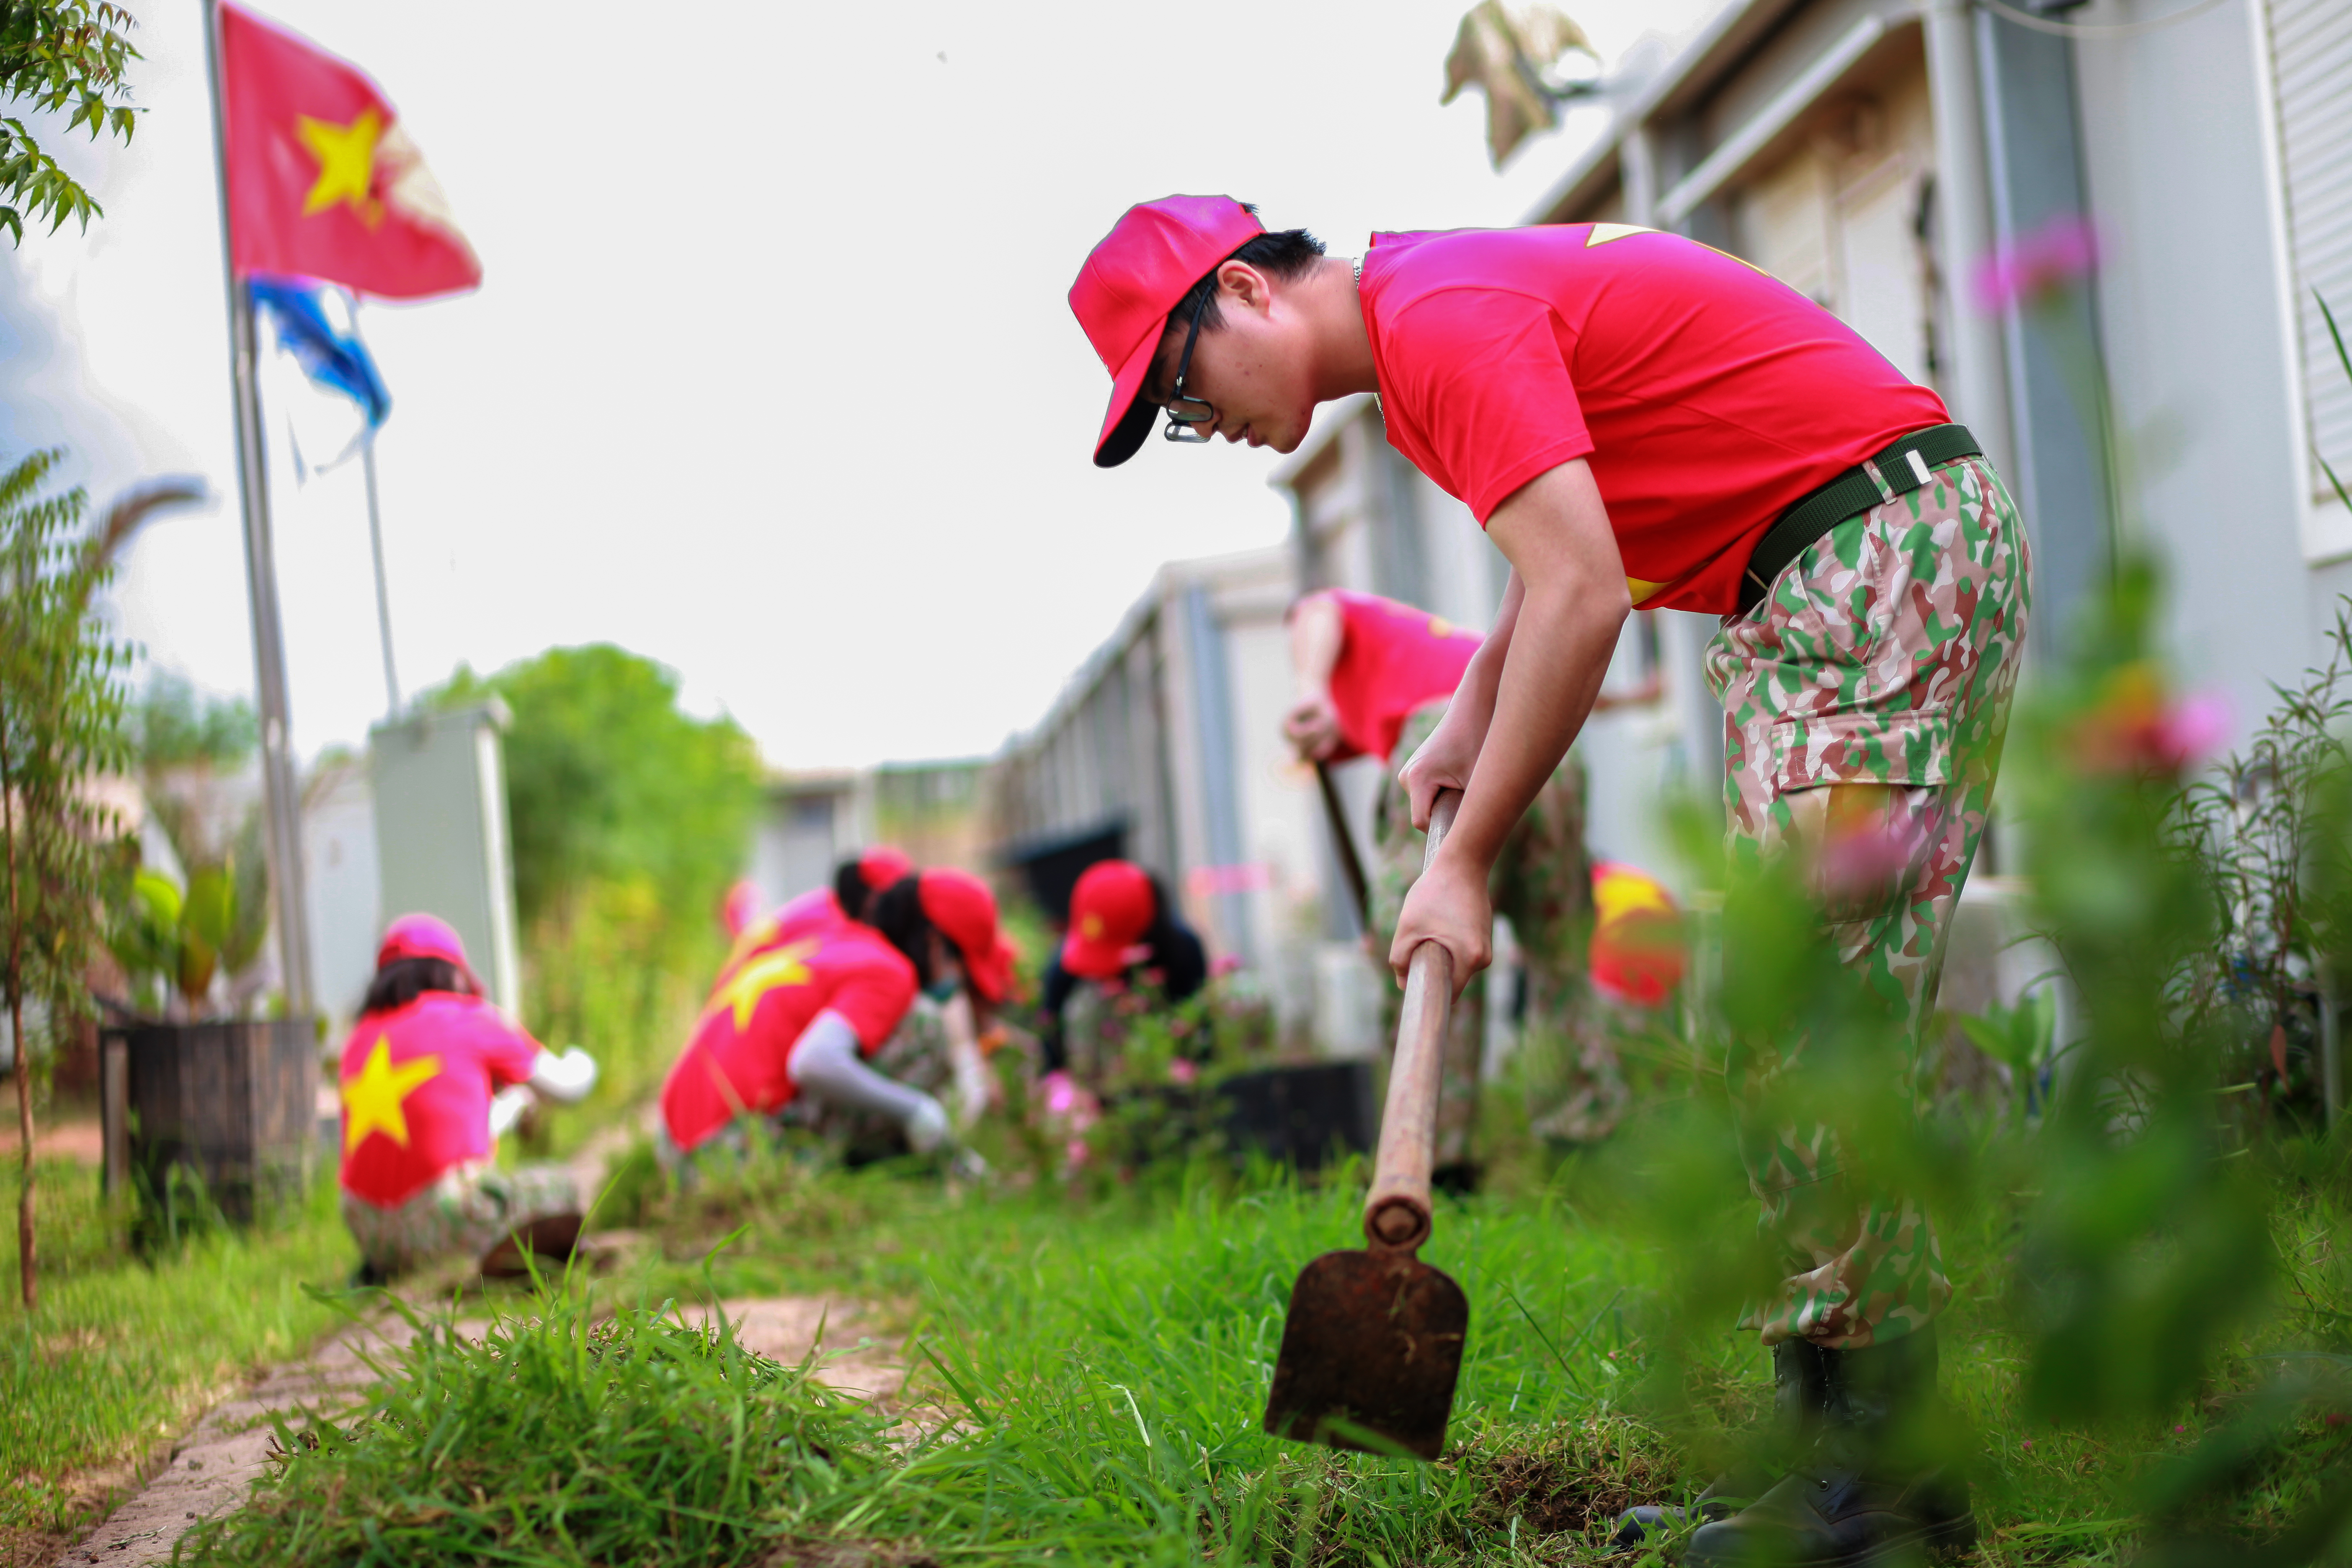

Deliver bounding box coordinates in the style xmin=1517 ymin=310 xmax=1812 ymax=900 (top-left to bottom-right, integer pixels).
xmin=1069 ymin=196 xmax=2028 ymax=1564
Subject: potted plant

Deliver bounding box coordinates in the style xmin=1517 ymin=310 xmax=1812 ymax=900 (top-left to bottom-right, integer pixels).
xmin=99 ymin=675 xmax=314 ymax=1225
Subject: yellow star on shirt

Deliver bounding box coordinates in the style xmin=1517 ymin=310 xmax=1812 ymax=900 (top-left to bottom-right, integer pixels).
xmin=340 ymin=1035 xmax=441 ymax=1154
xmin=705 ymin=939 xmax=819 ymax=1032
xmin=297 ymin=107 xmax=384 ymax=221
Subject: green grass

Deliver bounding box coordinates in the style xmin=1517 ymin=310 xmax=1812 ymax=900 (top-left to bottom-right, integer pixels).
xmin=13 ymin=1117 xmax=2349 ymax=1564
xmin=1 ymin=1157 xmax=356 ymax=1539
xmin=171 ymin=1148 xmax=2352 ymax=1565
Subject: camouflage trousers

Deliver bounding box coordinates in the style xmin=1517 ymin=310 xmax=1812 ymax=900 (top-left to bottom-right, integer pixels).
xmin=341 ymin=1160 xmax=580 ymax=1276
xmin=1373 ymin=701 xmax=1604 ymax=1164
xmin=1704 ymin=454 xmax=2030 ymax=1350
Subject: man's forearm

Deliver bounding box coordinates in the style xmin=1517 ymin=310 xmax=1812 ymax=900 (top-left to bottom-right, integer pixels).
xmin=1440 ymin=571 xmax=1622 ymax=873
xmin=1444 ymin=572 xmax=1521 ymax=743
xmin=1288 ymin=592 xmax=1344 ymax=698
xmin=1440 ymin=460 xmax=1629 ymax=876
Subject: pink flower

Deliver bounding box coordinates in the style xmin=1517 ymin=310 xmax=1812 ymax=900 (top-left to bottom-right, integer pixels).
xmin=1168 ymin=1057 xmax=1199 ymax=1086
xmin=1212 ymin=954 xmax=1244 ymax=977
xmin=1816 ymin=807 xmax=1929 ymax=913
xmin=2068 ymin=664 xmax=2230 ymax=776
xmin=1064 ymin=1137 xmax=1092 ymax=1168
xmin=1042 ymin=1071 xmax=1081 ymax=1116
xmin=1972 ymin=215 xmax=2101 ymax=313
xmin=2021 ymin=1439 xmax=2033 ymax=1451
xmin=2157 ymin=693 xmax=2231 ymax=768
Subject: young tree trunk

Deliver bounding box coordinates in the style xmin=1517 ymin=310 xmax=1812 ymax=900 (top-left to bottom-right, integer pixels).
xmin=12 ymin=993 xmax=28 ymax=1313
xmin=2 ymin=699 xmax=31 ymax=1312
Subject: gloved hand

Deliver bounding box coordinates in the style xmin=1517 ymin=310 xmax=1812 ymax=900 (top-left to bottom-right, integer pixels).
xmin=905 ymin=1094 xmax=951 ymax=1155
xmin=487 ymin=1085 xmax=535 ymax=1139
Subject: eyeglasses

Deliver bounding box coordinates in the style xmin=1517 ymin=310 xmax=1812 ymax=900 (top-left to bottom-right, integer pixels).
xmin=1161 ymin=290 xmax=1216 ymax=443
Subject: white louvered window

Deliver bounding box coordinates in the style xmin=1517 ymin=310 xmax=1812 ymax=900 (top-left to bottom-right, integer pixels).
xmin=2269 ymin=0 xmax=2352 ymax=501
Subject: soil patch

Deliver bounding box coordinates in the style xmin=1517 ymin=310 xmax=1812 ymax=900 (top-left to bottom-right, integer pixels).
xmin=0 ymin=1120 xmax=101 ymax=1165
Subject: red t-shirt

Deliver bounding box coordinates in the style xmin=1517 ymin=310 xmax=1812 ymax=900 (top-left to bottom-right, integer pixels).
xmin=338 ymin=992 xmax=543 ymax=1209
xmin=659 ymin=923 xmax=918 ymax=1153
xmin=712 ymin=888 xmax=845 ymax=989
xmin=1358 ymin=224 xmax=1952 ymax=614
xmin=1314 ymin=589 xmax=1480 ymax=763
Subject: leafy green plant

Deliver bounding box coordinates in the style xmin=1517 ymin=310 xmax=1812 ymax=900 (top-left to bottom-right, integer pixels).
xmin=102 ymin=849 xmax=267 ymax=1019
xmin=1952 ymin=985 xmax=2058 ymax=1127
xmin=0 ymin=1 xmax=140 ymax=242
xmin=102 ymin=672 xmax=271 ymax=1019
xmin=0 ymin=448 xmax=131 ymax=1313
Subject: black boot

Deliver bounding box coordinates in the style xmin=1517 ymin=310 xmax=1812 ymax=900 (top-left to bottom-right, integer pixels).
xmin=1683 ymin=1326 xmax=1973 ymax=1566
xmin=1608 ymin=1337 xmax=1833 ymax=1549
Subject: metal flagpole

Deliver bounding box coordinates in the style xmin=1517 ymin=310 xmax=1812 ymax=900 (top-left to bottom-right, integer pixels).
xmin=361 ymin=438 xmax=400 ymax=719
xmin=203 ymin=0 xmax=316 ymax=1019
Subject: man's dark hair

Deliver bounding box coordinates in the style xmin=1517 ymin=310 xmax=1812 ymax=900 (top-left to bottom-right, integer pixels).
xmin=833 ymin=857 xmax=879 ymax=924
xmin=1173 ymin=211 xmax=1327 ymax=334
xmin=865 ymin=875 xmax=945 ymax=988
xmin=361 ymin=957 xmax=474 ymax=1016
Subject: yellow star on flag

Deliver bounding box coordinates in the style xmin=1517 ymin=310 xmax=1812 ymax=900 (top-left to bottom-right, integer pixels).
xmin=297 ymin=107 xmax=384 ymax=220
xmin=705 ymin=939 xmax=818 ymax=1033
xmin=340 ymin=1035 xmax=441 ymax=1153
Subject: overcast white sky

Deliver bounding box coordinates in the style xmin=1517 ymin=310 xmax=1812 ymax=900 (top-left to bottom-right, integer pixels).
xmin=3 ymin=0 xmax=1723 ymax=771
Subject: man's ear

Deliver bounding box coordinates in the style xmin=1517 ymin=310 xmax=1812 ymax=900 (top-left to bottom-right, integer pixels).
xmin=1218 ymin=259 xmax=1274 ymax=317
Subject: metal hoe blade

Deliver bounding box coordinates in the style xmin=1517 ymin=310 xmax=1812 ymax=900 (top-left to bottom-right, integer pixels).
xmin=1262 ymin=1247 xmax=1468 ymax=1460
xmin=1261 ymin=790 xmax=1469 ymax=1463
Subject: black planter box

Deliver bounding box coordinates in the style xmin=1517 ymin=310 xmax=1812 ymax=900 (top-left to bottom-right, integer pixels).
xmin=1218 ymin=1062 xmax=1377 ymax=1173
xmin=104 ymin=1019 xmax=318 ymax=1222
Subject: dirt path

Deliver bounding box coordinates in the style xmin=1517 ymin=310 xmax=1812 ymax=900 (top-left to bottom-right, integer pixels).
xmin=48 ymin=1311 xmax=432 ymax=1567
xmin=0 ymin=1118 xmax=101 ymax=1164
xmin=48 ymin=1294 xmax=903 ymax=1567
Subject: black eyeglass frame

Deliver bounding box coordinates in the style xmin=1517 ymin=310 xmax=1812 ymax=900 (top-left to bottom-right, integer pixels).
xmin=1160 ymin=289 xmax=1216 ymax=443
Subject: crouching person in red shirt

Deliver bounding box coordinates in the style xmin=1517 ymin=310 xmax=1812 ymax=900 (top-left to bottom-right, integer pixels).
xmin=338 ymin=915 xmax=598 ymax=1284
xmin=658 ymin=869 xmax=1011 ymax=1174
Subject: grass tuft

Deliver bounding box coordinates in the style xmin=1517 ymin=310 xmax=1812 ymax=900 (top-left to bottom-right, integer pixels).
xmin=189 ymin=1289 xmax=900 ymax=1567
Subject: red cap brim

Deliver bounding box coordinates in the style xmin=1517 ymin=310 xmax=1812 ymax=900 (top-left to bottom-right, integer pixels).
xmin=1060 ymin=926 xmax=1133 ymax=980
xmin=967 ymin=936 xmax=1018 ymax=1004
xmin=1092 ymin=330 xmax=1162 ymax=469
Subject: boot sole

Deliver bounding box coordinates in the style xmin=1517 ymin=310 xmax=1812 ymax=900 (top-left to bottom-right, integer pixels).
xmin=1832 ymin=1513 xmax=1978 ymax=1568
xmin=1687 ymin=1513 xmax=1976 ymax=1568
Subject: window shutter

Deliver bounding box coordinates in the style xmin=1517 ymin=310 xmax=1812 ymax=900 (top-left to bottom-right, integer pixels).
xmin=2269 ymin=0 xmax=2352 ymax=499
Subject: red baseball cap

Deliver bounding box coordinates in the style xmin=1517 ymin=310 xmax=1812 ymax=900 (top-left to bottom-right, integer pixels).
xmin=1060 ymin=859 xmax=1158 ymax=980
xmin=377 ymin=913 xmax=480 ymax=992
xmin=918 ymin=868 xmax=1019 ymax=1004
xmin=1070 ymin=195 xmax=1264 ymax=468
xmin=856 ymin=846 xmax=913 ymax=890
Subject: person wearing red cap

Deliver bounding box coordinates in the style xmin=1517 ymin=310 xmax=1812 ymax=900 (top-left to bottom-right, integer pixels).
xmin=1042 ymin=859 xmax=1209 ymax=1088
xmin=337 ymin=914 xmax=600 ymax=1283
xmin=808 ymin=867 xmax=1024 ymax=1158
xmin=1071 ymin=196 xmax=2025 ymax=1560
xmin=659 ymin=868 xmax=1013 ymax=1172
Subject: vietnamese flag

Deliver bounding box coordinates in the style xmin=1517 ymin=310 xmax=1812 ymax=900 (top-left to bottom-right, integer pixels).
xmin=219 ymin=3 xmax=481 ymax=300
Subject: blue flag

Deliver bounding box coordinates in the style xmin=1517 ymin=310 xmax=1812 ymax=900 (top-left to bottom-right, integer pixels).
xmin=249 ymin=275 xmax=391 ymax=428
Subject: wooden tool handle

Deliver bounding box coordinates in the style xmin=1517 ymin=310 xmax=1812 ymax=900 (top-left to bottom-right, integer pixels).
xmin=1314 ymin=761 xmax=1372 ymax=932
xmin=1364 ymin=789 xmax=1460 ymax=1255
